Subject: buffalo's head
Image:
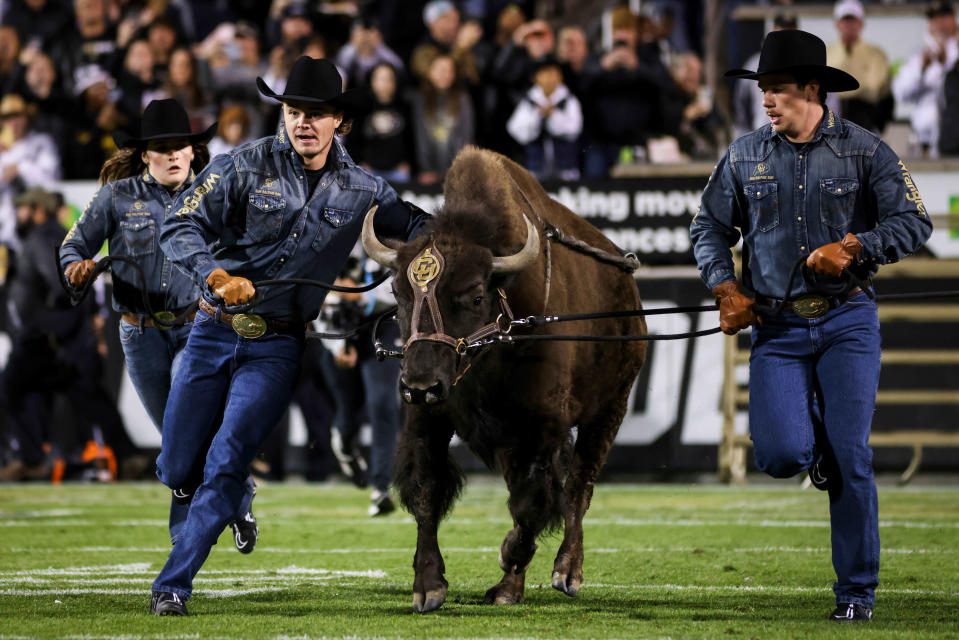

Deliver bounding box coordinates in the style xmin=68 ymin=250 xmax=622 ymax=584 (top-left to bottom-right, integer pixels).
xmin=362 ymin=206 xmax=539 ymax=405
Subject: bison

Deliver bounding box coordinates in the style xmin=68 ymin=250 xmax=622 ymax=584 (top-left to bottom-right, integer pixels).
xmin=361 ymin=147 xmax=647 ymax=612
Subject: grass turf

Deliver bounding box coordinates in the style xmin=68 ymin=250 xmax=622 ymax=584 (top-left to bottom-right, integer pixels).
xmin=0 ymin=479 xmax=957 ymax=639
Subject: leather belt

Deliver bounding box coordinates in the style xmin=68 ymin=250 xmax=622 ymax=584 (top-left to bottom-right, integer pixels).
xmin=758 ymin=287 xmax=863 ymax=319
xmin=121 ymin=309 xmax=196 ymax=328
xmin=197 ymin=298 xmax=301 ymax=338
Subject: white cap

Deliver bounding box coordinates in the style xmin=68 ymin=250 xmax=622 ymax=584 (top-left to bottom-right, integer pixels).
xmin=422 ymin=0 xmax=455 ymax=26
xmin=834 ymin=0 xmax=865 ymax=20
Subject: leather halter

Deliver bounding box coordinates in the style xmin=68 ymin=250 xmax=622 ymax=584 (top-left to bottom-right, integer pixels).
xmin=405 ymin=244 xmax=514 ymax=384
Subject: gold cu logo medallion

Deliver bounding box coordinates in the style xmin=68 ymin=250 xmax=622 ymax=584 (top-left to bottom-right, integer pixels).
xmin=754 ymin=163 xmax=766 ymax=175
xmin=134 ymin=200 xmax=144 ymax=210
xmin=409 ymin=247 xmax=441 ymax=291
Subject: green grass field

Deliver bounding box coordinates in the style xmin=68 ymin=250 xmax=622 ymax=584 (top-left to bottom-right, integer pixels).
xmin=0 ymin=479 xmax=957 ymax=639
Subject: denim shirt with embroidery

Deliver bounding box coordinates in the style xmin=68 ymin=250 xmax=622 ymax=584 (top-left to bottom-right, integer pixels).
xmin=690 ymin=109 xmax=933 ymax=298
xmin=60 ymin=171 xmax=200 ymax=313
xmin=159 ymin=127 xmax=428 ymax=324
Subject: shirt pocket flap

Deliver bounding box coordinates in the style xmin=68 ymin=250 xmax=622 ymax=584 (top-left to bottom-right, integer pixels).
xmin=249 ymin=194 xmax=286 ymax=212
xmin=323 ymin=207 xmax=354 ymax=227
xmin=820 ymin=178 xmax=859 ymax=197
xmin=744 ymin=182 xmax=778 ymax=200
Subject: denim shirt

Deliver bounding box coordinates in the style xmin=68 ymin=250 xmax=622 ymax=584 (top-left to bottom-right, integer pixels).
xmin=690 ymin=110 xmax=933 ymax=298
xmin=160 ymin=127 xmax=428 ymax=325
xmin=60 ymin=170 xmax=200 ymax=313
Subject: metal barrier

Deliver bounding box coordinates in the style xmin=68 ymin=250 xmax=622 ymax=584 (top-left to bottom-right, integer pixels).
xmin=719 ymin=256 xmax=959 ymax=484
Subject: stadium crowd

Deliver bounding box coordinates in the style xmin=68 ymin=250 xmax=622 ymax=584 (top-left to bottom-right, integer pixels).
xmin=0 ymin=0 xmax=956 ymax=488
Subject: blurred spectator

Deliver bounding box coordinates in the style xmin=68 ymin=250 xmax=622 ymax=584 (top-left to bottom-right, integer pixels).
xmin=411 ymin=52 xmax=474 ymax=185
xmin=0 ymin=94 xmax=61 ymax=251
xmin=826 ymin=0 xmax=893 ymax=134
xmin=485 ymin=16 xmax=554 ymax=156
xmin=556 ymin=24 xmax=589 ymax=93
xmin=731 ymin=13 xmax=797 ymax=139
xmin=291 ymin=340 xmax=336 ymax=482
xmin=62 ymin=65 xmax=124 ymax=179
xmin=667 ymin=52 xmax=727 ymax=159
xmin=146 ymin=16 xmax=182 ymax=77
xmin=580 ymin=6 xmax=677 ymax=176
xmin=0 ymin=188 xmax=136 ymax=482
xmin=506 ymin=55 xmax=582 ymax=180
xmin=48 ymin=0 xmax=120 ymax=97
xmin=265 ymin=1 xmax=315 ymax=50
xmin=893 ymin=0 xmax=958 ymax=157
xmin=410 ymin=0 xmax=482 ymax=87
xmin=2 ymin=0 xmax=73 ymax=53
xmin=116 ymin=38 xmax=159 ymax=118
xmin=940 ymin=57 xmax=959 ymax=154
xmin=203 ymin=22 xmax=268 ymax=108
xmin=350 ymin=62 xmax=414 ymax=182
xmin=207 ymin=103 xmax=253 ymax=157
xmin=0 ymin=25 xmax=23 ymax=93
xmin=17 ymin=51 xmax=72 ymax=147
xmin=161 ymin=46 xmax=215 ymax=131
xmin=320 ymin=255 xmax=402 ymax=516
xmin=639 ymin=5 xmax=678 ymax=70
xmin=336 ymin=16 xmax=405 ymax=88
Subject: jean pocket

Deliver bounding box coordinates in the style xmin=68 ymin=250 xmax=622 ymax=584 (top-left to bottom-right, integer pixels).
xmin=820 ymin=177 xmax=859 ymax=230
xmin=246 ymin=194 xmax=285 ymax=242
xmin=119 ymin=319 xmax=138 ymax=343
xmin=743 ymin=182 xmax=779 ymax=232
xmin=120 ymin=219 xmax=157 ymax=256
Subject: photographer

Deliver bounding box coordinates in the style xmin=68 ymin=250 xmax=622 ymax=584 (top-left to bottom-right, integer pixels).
xmin=319 ymin=251 xmax=402 ymax=516
xmin=580 ymin=6 xmax=678 ymax=176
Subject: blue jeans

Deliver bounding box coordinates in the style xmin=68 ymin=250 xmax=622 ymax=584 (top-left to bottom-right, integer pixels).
xmin=120 ymin=319 xmax=255 ymax=544
xmin=748 ymin=292 xmax=881 ymax=607
xmin=152 ymin=310 xmax=302 ymax=598
xmin=120 ymin=319 xmax=192 ymax=543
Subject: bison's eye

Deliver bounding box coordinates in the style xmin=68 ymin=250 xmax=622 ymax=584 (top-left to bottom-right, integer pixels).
xmin=473 ymin=296 xmax=483 ymax=307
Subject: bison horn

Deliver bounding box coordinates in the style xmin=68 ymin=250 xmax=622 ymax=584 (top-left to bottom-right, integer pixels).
xmin=490 ymin=214 xmax=540 ymax=274
xmin=361 ymin=205 xmax=399 ymax=269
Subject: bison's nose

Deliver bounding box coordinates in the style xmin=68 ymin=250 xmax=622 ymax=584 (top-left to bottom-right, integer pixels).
xmin=400 ymin=378 xmax=448 ymax=405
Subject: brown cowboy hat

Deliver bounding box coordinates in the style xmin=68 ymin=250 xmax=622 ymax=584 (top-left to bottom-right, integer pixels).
xmin=113 ymin=98 xmax=218 ymax=149
xmin=725 ymin=29 xmax=859 ymax=92
xmin=256 ymin=56 xmax=370 ymax=115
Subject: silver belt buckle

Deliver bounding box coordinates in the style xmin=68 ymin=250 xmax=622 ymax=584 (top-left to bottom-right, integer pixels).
xmin=791 ymin=295 xmax=830 ymax=319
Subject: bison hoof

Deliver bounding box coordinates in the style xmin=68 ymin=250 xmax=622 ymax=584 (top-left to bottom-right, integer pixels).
xmin=484 ymin=584 xmax=524 ymax=605
xmin=551 ymin=570 xmax=582 ymax=597
xmin=412 ymin=586 xmax=447 ymax=613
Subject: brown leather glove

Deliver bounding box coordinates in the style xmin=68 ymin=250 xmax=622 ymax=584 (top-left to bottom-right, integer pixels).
xmin=206 ymin=267 xmax=255 ymax=306
xmin=806 ymin=232 xmax=862 ymax=278
xmin=712 ymin=280 xmax=758 ymax=335
xmin=64 ymin=259 xmax=96 ymax=288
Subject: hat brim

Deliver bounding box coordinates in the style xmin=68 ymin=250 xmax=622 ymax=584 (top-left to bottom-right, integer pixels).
xmin=113 ymin=120 xmax=219 ymax=149
xmin=724 ymin=64 xmax=860 ymax=92
xmin=256 ymin=77 xmax=372 ymax=115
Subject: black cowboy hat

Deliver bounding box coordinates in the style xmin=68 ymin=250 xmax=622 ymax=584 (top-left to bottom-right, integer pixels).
xmin=113 ymin=99 xmax=218 ymax=148
xmin=725 ymin=30 xmax=859 ymax=92
xmin=256 ymin=56 xmax=370 ymax=114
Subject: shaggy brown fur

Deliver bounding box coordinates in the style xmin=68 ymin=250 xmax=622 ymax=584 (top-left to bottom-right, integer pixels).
xmin=379 ymin=146 xmax=647 ymax=613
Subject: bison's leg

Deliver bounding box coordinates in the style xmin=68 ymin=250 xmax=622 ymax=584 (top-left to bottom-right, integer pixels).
xmin=553 ymin=402 xmax=625 ymax=597
xmin=394 ymin=415 xmax=462 ymax=613
xmin=485 ymin=446 xmax=565 ymax=605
